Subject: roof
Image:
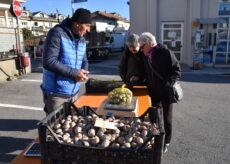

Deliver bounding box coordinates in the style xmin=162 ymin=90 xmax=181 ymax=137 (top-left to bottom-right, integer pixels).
xmin=32 ymin=11 xmax=43 ymax=16
xmin=198 ymin=18 xmax=226 ymax=24
xmin=91 ymin=11 xmax=129 ymax=23
xmin=31 ymin=11 xmax=58 ymax=22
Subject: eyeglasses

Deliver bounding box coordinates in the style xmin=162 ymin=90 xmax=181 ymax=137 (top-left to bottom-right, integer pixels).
xmin=140 ymin=44 xmax=146 ymax=50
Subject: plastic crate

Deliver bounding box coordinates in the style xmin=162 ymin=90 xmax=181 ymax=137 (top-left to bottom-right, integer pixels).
xmin=38 ymin=103 xmax=165 ymax=164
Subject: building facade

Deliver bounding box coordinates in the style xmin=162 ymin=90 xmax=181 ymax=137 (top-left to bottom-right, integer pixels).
xmin=129 ymin=0 xmax=230 ymax=67
xmin=0 ymin=0 xmax=66 ymax=52
xmin=0 ymin=0 xmax=26 ymax=52
xmin=91 ymin=11 xmax=130 ymax=33
xmin=28 ymin=11 xmax=66 ymax=36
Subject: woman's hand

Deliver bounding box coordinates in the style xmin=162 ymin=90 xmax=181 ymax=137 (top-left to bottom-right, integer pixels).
xmin=130 ymin=76 xmax=140 ymax=82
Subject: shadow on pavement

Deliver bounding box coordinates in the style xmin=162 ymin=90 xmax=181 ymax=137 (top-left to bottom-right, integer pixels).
xmin=181 ymin=74 xmax=230 ymax=84
xmin=31 ymin=58 xmax=43 ymax=73
xmin=0 ymin=119 xmax=39 ymax=131
xmin=30 ymin=54 xmax=230 ymax=83
xmin=0 ymin=136 xmax=33 ymax=163
xmin=88 ymin=65 xmax=118 ymax=75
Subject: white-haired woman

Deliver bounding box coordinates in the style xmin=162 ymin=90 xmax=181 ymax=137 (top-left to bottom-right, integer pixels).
xmin=138 ymin=32 xmax=181 ymax=153
xmin=119 ymin=34 xmax=145 ymax=85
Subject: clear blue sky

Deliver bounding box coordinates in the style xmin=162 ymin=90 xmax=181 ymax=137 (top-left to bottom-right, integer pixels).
xmin=22 ymin=0 xmax=130 ymax=20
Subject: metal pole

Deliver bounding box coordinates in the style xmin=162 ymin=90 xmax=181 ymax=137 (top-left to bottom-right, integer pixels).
xmin=71 ymin=0 xmax=75 ymax=15
xmin=56 ymin=8 xmax=60 ymax=23
xmin=14 ymin=28 xmax=18 ymax=53
xmin=16 ymin=17 xmax=21 ymax=53
xmin=16 ymin=17 xmax=24 ymax=75
xmin=33 ymin=27 xmax=36 ymax=60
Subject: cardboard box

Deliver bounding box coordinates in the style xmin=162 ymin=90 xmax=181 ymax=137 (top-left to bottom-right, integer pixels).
xmin=96 ymin=97 xmax=139 ymax=117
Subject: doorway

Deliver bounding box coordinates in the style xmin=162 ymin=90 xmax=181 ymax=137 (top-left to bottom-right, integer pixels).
xmin=215 ymin=2 xmax=230 ymax=66
xmin=161 ymin=22 xmax=183 ymax=61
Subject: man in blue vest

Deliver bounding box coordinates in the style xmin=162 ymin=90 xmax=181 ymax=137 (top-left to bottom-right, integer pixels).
xmin=41 ymin=8 xmax=91 ymax=114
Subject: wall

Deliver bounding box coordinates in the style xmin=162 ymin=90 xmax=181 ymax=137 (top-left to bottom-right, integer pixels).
xmin=0 ymin=59 xmax=18 ymax=82
xmin=129 ymin=0 xmax=148 ymax=35
xmin=0 ymin=57 xmax=31 ymax=82
xmin=117 ymin=20 xmax=130 ymax=30
xmin=201 ymin=0 xmax=218 ymax=18
xmin=159 ymin=0 xmax=187 ymax=20
xmin=92 ymin=19 xmax=116 ymax=26
xmin=0 ymin=27 xmax=23 ymax=52
xmin=129 ymin=0 xmax=218 ymax=67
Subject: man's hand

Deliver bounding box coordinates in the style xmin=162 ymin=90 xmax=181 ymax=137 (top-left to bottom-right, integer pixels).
xmin=75 ymin=69 xmax=89 ymax=82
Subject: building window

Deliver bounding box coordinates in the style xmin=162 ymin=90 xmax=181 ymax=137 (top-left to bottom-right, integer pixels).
xmin=219 ymin=3 xmax=230 ymax=16
xmin=216 ymin=2 xmax=230 ymax=64
xmin=22 ymin=12 xmax=27 ymax=16
xmin=21 ymin=22 xmax=27 ymax=26
xmin=34 ymin=22 xmax=38 ymax=26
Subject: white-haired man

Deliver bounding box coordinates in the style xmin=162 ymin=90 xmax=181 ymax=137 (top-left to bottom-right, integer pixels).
xmin=138 ymin=32 xmax=181 ymax=153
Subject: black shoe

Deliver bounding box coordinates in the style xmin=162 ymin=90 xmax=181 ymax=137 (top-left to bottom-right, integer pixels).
xmin=163 ymin=144 xmax=170 ymax=153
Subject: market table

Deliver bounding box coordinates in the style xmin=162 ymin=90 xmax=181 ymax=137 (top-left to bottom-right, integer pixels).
xmin=75 ymin=86 xmax=150 ymax=117
xmin=10 ymin=138 xmax=40 ymax=164
xmin=11 ymin=86 xmax=151 ymax=164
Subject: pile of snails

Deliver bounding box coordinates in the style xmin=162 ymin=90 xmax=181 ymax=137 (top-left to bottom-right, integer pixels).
xmin=49 ymin=113 xmax=159 ymax=149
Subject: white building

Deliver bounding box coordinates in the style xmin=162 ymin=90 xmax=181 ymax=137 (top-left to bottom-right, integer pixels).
xmin=91 ymin=11 xmax=130 ymax=33
xmin=0 ymin=0 xmax=26 ymax=52
xmin=28 ymin=10 xmax=66 ymax=37
xmin=0 ymin=0 xmax=66 ymax=52
xmin=129 ymin=0 xmax=230 ymax=67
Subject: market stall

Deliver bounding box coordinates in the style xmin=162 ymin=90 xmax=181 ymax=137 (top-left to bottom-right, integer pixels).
xmin=11 ymin=85 xmax=165 ymax=164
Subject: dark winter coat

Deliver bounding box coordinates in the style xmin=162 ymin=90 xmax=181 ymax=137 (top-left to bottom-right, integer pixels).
xmin=119 ymin=48 xmax=145 ymax=83
xmin=142 ymin=44 xmax=181 ymax=103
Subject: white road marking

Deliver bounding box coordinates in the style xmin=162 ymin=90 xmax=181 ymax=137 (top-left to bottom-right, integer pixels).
xmin=21 ymin=79 xmax=42 ymax=82
xmin=0 ymin=103 xmax=43 ymax=111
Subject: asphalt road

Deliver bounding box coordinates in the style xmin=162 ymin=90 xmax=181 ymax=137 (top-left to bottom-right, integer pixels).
xmin=0 ymin=52 xmax=230 ymax=164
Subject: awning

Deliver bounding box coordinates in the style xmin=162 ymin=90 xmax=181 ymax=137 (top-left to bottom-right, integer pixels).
xmin=198 ymin=18 xmax=226 ymax=24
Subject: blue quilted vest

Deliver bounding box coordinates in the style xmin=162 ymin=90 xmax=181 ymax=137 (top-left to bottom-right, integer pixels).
xmin=42 ymin=36 xmax=86 ymax=97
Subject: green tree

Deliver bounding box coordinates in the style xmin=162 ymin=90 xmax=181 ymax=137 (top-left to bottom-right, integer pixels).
xmin=22 ymin=28 xmax=33 ymax=40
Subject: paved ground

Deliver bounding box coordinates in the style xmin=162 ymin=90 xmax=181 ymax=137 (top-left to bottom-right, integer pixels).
xmin=31 ymin=56 xmax=230 ymax=75
xmin=0 ymin=52 xmax=230 ymax=164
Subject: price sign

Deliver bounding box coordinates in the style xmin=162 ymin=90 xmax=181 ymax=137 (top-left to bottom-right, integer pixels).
xmin=94 ymin=118 xmax=118 ymax=130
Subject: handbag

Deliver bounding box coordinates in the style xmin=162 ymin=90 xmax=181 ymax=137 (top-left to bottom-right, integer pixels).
xmin=150 ymin=66 xmax=183 ymax=102
xmin=172 ymin=81 xmax=183 ymax=101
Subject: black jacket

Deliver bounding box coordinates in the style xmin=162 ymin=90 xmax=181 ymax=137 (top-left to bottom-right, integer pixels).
xmin=143 ymin=44 xmax=181 ymax=103
xmin=119 ymin=48 xmax=145 ymax=83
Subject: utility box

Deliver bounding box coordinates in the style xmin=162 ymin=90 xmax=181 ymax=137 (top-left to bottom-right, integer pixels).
xmin=21 ymin=52 xmax=30 ymax=67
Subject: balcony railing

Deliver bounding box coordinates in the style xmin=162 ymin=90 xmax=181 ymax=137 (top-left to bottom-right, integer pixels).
xmin=32 ymin=26 xmax=51 ymax=31
xmin=0 ymin=51 xmax=17 ymax=61
xmin=0 ymin=22 xmax=16 ymax=28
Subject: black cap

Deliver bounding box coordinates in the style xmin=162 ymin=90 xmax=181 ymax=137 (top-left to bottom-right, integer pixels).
xmin=71 ymin=8 xmax=91 ymax=24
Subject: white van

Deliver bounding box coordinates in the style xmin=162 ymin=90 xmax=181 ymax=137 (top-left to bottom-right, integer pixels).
xmin=105 ymin=33 xmax=126 ymax=52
